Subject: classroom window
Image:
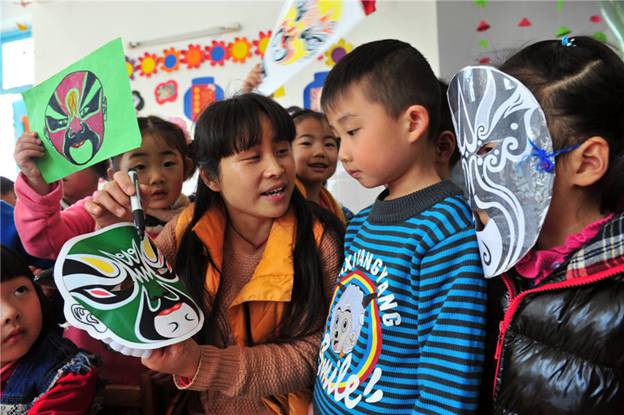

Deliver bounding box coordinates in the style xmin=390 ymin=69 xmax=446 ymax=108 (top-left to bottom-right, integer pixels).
xmin=1 ymin=30 xmax=33 ymax=180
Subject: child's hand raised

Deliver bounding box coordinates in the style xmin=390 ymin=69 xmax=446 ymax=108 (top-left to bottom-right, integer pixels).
xmin=241 ymin=63 xmax=263 ymax=93
xmin=85 ymin=171 xmax=150 ymax=228
xmin=14 ymin=132 xmax=50 ymax=195
xmin=141 ymin=338 xmax=201 ymax=378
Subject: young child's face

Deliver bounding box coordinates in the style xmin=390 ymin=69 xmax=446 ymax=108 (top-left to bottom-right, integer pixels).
xmin=206 ymin=117 xmax=296 ymax=225
xmin=62 ymin=167 xmax=100 ymax=205
xmin=1 ymin=276 xmax=42 ymax=366
xmin=293 ymin=117 xmax=338 ymax=185
xmin=117 ymin=133 xmax=185 ymax=209
xmin=325 ymin=85 xmax=412 ymax=189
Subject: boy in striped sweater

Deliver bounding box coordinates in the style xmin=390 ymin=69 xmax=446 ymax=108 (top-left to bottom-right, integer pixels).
xmin=312 ymin=39 xmax=487 ymax=414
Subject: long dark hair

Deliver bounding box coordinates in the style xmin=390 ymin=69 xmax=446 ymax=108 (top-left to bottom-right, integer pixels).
xmin=500 ymin=36 xmax=624 ymax=213
xmin=176 ymin=93 xmax=344 ymax=343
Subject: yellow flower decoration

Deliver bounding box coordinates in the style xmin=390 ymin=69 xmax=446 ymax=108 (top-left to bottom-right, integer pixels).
xmin=136 ymin=52 xmax=159 ymax=77
xmin=253 ymin=31 xmax=272 ymax=57
xmin=229 ymin=37 xmax=252 ymax=64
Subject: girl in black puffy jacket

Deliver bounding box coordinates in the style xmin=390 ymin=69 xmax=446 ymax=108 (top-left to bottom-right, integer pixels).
xmin=476 ymin=37 xmax=624 ymax=414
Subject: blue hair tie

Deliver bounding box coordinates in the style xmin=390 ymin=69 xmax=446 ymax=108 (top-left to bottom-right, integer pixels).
xmin=561 ymin=36 xmax=576 ymax=47
xmin=526 ymin=138 xmax=580 ymax=173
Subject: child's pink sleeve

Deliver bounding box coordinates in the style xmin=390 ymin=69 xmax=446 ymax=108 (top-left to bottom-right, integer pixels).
xmin=14 ymin=173 xmax=96 ymax=260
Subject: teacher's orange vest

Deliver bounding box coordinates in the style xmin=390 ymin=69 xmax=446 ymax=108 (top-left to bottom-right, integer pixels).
xmin=175 ymin=204 xmax=324 ymax=414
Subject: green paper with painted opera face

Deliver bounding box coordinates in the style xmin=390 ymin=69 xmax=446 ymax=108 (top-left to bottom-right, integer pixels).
xmin=22 ymin=38 xmax=141 ymax=183
xmin=54 ymin=223 xmax=204 ymax=357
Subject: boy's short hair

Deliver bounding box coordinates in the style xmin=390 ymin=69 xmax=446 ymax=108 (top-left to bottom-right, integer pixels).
xmin=321 ymin=39 xmax=440 ymax=139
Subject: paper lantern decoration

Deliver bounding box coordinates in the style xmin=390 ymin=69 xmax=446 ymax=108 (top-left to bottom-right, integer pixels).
xmin=136 ymin=52 xmax=159 ymax=77
xmin=304 ymin=71 xmax=329 ymax=111
xmin=479 ymin=39 xmax=489 ymax=49
xmin=161 ymin=47 xmax=181 ymax=72
xmin=479 ymin=56 xmax=491 ymax=64
xmin=229 ymin=37 xmax=253 ymax=63
xmin=253 ymin=31 xmax=272 ymax=57
xmin=182 ymin=44 xmax=204 ymax=69
xmin=183 ymin=77 xmax=224 ymax=121
xmin=324 ymin=39 xmax=352 ymax=67
xmin=590 ymin=15 xmax=602 ymax=23
xmin=155 ymin=80 xmax=178 ymax=105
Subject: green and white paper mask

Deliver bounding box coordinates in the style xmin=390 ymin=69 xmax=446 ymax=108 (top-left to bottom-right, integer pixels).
xmin=54 ymin=223 xmax=204 ymax=357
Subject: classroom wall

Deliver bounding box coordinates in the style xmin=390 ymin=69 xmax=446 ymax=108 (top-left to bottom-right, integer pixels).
xmin=32 ymin=0 xmax=439 ymax=213
xmin=437 ymin=0 xmax=615 ymax=81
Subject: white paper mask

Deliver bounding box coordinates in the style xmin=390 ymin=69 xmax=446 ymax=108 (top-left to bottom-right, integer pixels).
xmin=447 ymin=66 xmax=555 ymax=278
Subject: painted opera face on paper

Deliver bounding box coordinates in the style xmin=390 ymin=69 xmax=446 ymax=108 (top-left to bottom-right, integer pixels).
xmin=55 ymin=223 xmax=203 ymax=351
xmin=270 ymin=0 xmax=343 ymax=65
xmin=44 ymin=71 xmax=107 ymax=165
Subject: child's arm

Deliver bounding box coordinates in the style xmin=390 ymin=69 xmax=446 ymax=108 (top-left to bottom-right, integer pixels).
xmin=413 ymin=228 xmax=487 ymax=415
xmin=13 ymin=132 xmax=51 ymax=196
xmin=13 ymin=131 xmax=98 ymax=259
xmin=144 ymin=232 xmax=342 ymax=397
xmin=13 ymin=174 xmax=96 ymax=259
xmin=241 ymin=63 xmax=263 ymax=93
xmin=143 ymin=332 xmax=322 ymax=397
xmin=27 ymin=370 xmax=98 ymax=414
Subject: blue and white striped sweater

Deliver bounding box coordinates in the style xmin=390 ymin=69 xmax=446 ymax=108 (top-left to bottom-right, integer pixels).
xmin=313 ymin=181 xmax=487 ymax=414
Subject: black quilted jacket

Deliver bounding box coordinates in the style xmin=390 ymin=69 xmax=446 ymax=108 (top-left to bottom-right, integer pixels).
xmin=479 ymin=214 xmax=624 ymax=415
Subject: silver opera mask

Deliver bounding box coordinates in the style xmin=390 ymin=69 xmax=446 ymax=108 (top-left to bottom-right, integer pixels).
xmin=447 ymin=66 xmax=557 ymax=278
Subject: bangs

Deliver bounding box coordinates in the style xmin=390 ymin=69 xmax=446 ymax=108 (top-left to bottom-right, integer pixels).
xmin=194 ymin=93 xmax=296 ymax=168
xmin=1 ymin=246 xmax=34 ymax=282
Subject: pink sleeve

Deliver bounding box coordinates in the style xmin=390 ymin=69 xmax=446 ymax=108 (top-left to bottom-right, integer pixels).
xmin=27 ymin=370 xmax=98 ymax=414
xmin=14 ymin=173 xmax=96 ymax=260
